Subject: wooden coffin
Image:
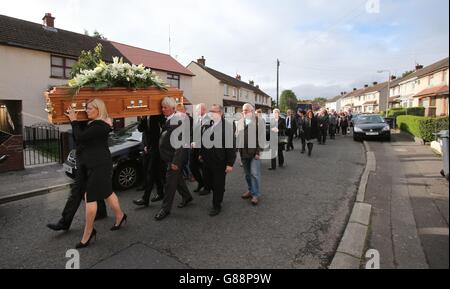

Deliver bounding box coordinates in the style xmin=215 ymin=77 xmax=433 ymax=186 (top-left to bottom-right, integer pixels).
xmin=44 ymin=86 xmax=185 ymax=124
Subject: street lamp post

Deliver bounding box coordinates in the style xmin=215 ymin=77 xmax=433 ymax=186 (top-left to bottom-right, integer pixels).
xmin=277 ymin=59 xmax=280 ymax=108
xmin=377 ymin=70 xmax=391 ymax=118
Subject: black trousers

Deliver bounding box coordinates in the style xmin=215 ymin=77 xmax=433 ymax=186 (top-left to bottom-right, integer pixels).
xmin=299 ymin=132 xmax=306 ymax=152
xmin=318 ymin=127 xmax=328 ymax=144
xmin=190 ymin=149 xmax=205 ymax=188
xmin=341 ymin=125 xmax=349 ymax=135
xmin=60 ymin=165 xmax=107 ymax=228
xmin=141 ymin=149 xmax=164 ymax=202
xmin=206 ymin=166 xmax=227 ymax=210
xmin=271 ymin=145 xmax=285 ymax=169
xmin=329 ymin=124 xmax=336 ymax=139
xmin=161 ymin=162 xmax=192 ymax=213
xmin=286 ymin=129 xmax=295 ymax=150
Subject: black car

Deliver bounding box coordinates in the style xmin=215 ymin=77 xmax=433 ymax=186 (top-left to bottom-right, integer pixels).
xmin=63 ymin=122 xmax=145 ymax=191
xmin=353 ymin=114 xmax=391 ymax=142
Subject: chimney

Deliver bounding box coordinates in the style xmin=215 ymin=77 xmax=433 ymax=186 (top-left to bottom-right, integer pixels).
xmin=42 ymin=13 xmax=55 ymax=28
xmin=249 ymin=80 xmax=255 ymax=86
xmin=197 ymin=56 xmax=206 ymax=66
xmin=415 ymin=64 xmax=423 ymax=71
xmin=373 ymin=82 xmax=378 ymax=86
xmin=236 ymin=74 xmax=241 ymax=81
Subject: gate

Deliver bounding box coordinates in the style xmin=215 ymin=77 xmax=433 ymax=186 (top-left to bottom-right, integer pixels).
xmin=23 ymin=123 xmax=61 ymax=166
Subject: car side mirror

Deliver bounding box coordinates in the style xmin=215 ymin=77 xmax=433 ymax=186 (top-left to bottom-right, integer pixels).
xmin=0 ymin=154 xmax=8 ymax=164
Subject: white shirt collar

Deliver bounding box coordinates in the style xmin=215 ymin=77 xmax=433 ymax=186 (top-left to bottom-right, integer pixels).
xmin=166 ymin=113 xmax=176 ymax=121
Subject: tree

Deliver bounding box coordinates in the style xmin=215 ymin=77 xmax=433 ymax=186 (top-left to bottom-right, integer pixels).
xmin=70 ymin=43 xmax=103 ymax=78
xmin=279 ymin=90 xmax=298 ymax=112
xmin=312 ymin=97 xmax=328 ymax=108
xmin=271 ymin=99 xmax=277 ymax=109
xmin=402 ymin=70 xmax=415 ymax=78
xmin=84 ymin=29 xmax=107 ymax=40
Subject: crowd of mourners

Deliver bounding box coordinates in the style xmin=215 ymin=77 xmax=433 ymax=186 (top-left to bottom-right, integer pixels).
xmin=46 ymin=97 xmax=354 ymax=249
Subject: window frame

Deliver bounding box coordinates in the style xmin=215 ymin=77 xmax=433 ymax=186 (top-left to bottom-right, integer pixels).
xmin=50 ymin=55 xmax=77 ymax=79
xmin=224 ymin=84 xmax=229 ymax=96
xmin=167 ymin=73 xmax=181 ymax=89
xmin=429 ymin=96 xmax=437 ymax=107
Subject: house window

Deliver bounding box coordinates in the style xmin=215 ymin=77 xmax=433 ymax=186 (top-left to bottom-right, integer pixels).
xmin=51 ymin=55 xmax=77 ymax=79
xmin=167 ymin=73 xmax=180 ymax=88
xmin=443 ymin=71 xmax=448 ymax=83
xmin=232 ymin=88 xmax=237 ymax=98
xmin=428 ymin=75 xmax=434 ymax=86
xmin=430 ymin=96 xmax=437 ymax=107
xmin=224 ymin=84 xmax=229 ymax=96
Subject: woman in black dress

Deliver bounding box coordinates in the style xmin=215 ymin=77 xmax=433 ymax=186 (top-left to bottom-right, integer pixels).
xmin=65 ymin=98 xmax=127 ymax=249
xmin=303 ymin=110 xmax=319 ymax=157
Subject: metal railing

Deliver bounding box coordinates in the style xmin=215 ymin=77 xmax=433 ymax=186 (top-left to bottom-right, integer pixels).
xmin=23 ymin=123 xmax=61 ymax=166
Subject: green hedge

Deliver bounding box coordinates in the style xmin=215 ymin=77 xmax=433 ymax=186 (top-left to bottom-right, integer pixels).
xmin=397 ymin=115 xmax=449 ymax=142
xmin=419 ymin=117 xmax=449 ymax=143
xmin=388 ymin=107 xmax=425 ymax=118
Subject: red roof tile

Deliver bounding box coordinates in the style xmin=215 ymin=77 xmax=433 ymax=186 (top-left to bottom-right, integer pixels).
xmin=415 ymin=85 xmax=448 ymax=98
xmin=111 ymin=41 xmax=194 ymax=76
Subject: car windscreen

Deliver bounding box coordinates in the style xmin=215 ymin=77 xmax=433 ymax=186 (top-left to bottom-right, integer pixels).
xmin=356 ymin=115 xmax=385 ymax=124
xmin=111 ymin=123 xmax=140 ymax=141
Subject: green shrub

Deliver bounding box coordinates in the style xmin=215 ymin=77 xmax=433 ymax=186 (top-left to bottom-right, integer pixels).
xmin=397 ymin=116 xmax=422 ymax=138
xmin=388 ymin=107 xmax=425 ymax=118
xmin=418 ymin=117 xmax=449 ymax=142
xmin=397 ymin=115 xmax=449 ymax=143
xmin=407 ymin=107 xmax=426 ymax=117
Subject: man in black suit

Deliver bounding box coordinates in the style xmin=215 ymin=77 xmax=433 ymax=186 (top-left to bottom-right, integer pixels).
xmin=47 ymin=121 xmax=107 ymax=231
xmin=201 ymin=105 xmax=236 ymax=216
xmin=190 ymin=103 xmax=212 ymax=195
xmin=154 ymin=97 xmax=193 ymax=221
xmin=133 ymin=114 xmax=165 ymax=207
xmin=285 ymin=109 xmax=297 ymax=151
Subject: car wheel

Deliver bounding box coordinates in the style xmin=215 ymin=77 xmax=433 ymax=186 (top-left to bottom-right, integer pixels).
xmin=114 ymin=163 xmax=139 ymax=191
xmin=353 ymin=136 xmax=361 ymax=142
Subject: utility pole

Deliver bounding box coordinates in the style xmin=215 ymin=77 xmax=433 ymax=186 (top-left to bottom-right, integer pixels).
xmin=387 ymin=71 xmax=391 ymax=118
xmin=277 ymin=59 xmax=280 ymax=108
xmin=169 ymin=25 xmax=172 ymax=56
xmin=378 ymin=69 xmax=391 ymax=118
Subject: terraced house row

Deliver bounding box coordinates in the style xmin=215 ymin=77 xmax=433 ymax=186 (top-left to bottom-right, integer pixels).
xmin=0 ymin=13 xmax=272 ymax=131
xmin=326 ymin=57 xmax=449 ymax=117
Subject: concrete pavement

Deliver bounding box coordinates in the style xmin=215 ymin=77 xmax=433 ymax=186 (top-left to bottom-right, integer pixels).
xmin=0 ymin=134 xmax=365 ymax=269
xmin=364 ymin=131 xmax=449 ymax=269
xmin=0 ymin=164 xmax=72 ymax=204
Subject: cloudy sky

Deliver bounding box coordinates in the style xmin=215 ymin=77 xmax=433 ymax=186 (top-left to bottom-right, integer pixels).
xmin=2 ymin=0 xmax=449 ymax=99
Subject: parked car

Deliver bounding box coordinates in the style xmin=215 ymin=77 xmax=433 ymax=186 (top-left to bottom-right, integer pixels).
xmin=349 ymin=114 xmax=362 ymax=127
xmin=64 ymin=122 xmax=145 ymax=191
xmin=353 ymin=114 xmax=391 ymax=142
xmin=0 ymin=154 xmax=8 ymax=164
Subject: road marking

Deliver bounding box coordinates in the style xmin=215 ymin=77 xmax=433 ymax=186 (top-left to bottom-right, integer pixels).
xmin=394 ymin=148 xmax=407 ymax=152
xmin=418 ymin=227 xmax=449 ymax=236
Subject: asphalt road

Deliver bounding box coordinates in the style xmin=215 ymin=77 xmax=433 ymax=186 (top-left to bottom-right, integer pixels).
xmin=0 ymin=135 xmax=365 ymax=269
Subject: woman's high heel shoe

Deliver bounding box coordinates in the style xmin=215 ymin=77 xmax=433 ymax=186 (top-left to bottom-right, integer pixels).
xmin=75 ymin=229 xmax=97 ymax=249
xmin=111 ymin=214 xmax=127 ymax=231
